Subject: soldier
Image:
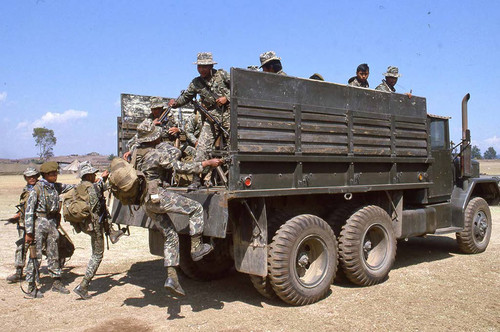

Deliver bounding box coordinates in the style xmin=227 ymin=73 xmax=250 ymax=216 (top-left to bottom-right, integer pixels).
xmin=135 ymin=121 xmax=223 ymax=296
xmin=168 ymin=52 xmax=230 ymax=191
xmin=309 ymin=73 xmax=325 ymax=81
xmin=259 ymin=51 xmax=287 ymax=75
xmin=6 ymin=167 xmax=40 ymax=283
xmin=348 ymin=63 xmax=370 ymax=88
xmin=375 ymin=66 xmax=412 ymax=98
xmin=184 ymin=110 xmax=202 ymax=149
xmin=73 ymin=161 xmax=114 ymax=300
xmin=24 ymin=161 xmax=74 ymax=298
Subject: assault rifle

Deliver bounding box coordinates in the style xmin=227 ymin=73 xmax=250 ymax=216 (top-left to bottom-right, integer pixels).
xmin=158 ymin=106 xmax=173 ymax=127
xmin=2 ymin=204 xmax=22 ymax=225
xmin=191 ymin=99 xmax=229 ymax=137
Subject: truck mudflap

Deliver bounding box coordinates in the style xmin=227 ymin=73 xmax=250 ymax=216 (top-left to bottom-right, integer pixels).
xmin=451 ymin=177 xmax=500 ymax=228
xmin=110 ymin=188 xmax=229 ymax=238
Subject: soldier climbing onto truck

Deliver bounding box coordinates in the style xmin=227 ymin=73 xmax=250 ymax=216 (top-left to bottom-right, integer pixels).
xmin=131 ymin=120 xmax=223 ymax=296
xmin=168 ymin=52 xmax=230 ymax=191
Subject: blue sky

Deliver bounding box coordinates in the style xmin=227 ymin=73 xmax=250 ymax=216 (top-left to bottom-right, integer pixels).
xmin=1 ymin=0 xmax=499 ymax=158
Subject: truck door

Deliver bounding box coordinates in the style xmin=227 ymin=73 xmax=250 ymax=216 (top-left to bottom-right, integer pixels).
xmin=427 ymin=116 xmax=453 ymax=202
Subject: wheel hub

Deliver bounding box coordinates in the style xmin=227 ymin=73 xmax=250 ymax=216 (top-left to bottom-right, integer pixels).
xmin=294 ymin=235 xmax=329 ymax=288
xmin=474 ymin=211 xmax=488 ymax=241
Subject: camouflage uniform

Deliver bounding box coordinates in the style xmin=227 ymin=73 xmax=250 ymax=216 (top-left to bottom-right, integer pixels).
xmin=24 ymin=178 xmax=73 ymax=284
xmin=375 ymin=79 xmax=395 ymax=92
xmin=348 ymin=77 xmax=369 ymax=88
xmin=184 ymin=111 xmax=202 ymax=147
xmin=138 ymin=141 xmax=205 ymax=266
xmin=259 ymin=51 xmax=287 ymax=75
xmin=174 ymin=66 xmax=231 ymax=164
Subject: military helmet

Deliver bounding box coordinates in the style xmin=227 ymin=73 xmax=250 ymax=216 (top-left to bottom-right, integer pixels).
xmin=150 ymin=97 xmax=166 ymax=110
xmin=23 ymin=167 xmax=40 ymax=178
xmin=79 ymin=160 xmax=98 ymax=178
xmin=136 ymin=119 xmax=162 ymax=143
xmin=309 ymin=73 xmax=325 ymax=81
xmin=259 ymin=51 xmax=281 ymax=68
xmin=40 ymin=161 xmax=59 ymax=173
xmin=383 ymin=66 xmax=401 ymax=78
xmin=193 ymin=52 xmax=217 ymax=65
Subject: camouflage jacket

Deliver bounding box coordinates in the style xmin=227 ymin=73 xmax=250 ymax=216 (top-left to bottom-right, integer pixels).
xmin=184 ymin=111 xmax=202 ymax=146
xmin=175 ymin=69 xmax=230 ymax=111
xmin=25 ymin=179 xmax=73 ymax=234
xmin=18 ymin=184 xmax=35 ymax=227
xmin=126 ymin=118 xmax=177 ymax=153
xmin=137 ymin=142 xmax=204 ymax=183
xmin=348 ymin=76 xmax=369 ymax=88
xmin=375 ymin=80 xmax=395 ymax=92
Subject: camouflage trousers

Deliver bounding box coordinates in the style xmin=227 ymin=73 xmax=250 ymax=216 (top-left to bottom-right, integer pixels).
xmin=144 ymin=188 xmax=204 ymax=266
xmin=25 ymin=217 xmax=61 ymax=283
xmin=82 ymin=226 xmax=104 ymax=282
xmin=194 ymin=110 xmax=230 ymax=163
xmin=14 ymin=227 xmax=26 ymax=269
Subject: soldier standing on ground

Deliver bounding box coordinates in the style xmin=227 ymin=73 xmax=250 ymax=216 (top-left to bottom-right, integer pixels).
xmin=6 ymin=167 xmax=40 ymax=283
xmin=168 ymin=52 xmax=230 ymax=191
xmin=259 ymin=51 xmax=287 ymax=75
xmin=135 ymin=121 xmax=223 ymax=296
xmin=348 ymin=63 xmax=370 ymax=88
xmin=24 ymin=161 xmax=74 ymax=298
xmin=73 ymin=161 xmax=117 ymax=300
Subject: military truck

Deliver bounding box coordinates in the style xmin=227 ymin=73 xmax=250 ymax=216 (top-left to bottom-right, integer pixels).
xmin=112 ymin=69 xmax=499 ymax=306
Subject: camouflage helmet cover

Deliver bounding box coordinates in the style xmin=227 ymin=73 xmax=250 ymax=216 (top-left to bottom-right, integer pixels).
xmin=193 ymin=52 xmax=217 ymax=65
xmin=79 ymin=160 xmax=99 ymax=178
xmin=259 ymin=51 xmax=281 ymax=68
xmin=40 ymin=161 xmax=59 ymax=173
xmin=383 ymin=66 xmax=401 ymax=78
xmin=23 ymin=167 xmax=40 ymax=177
xmin=150 ymin=96 xmax=166 ymax=110
xmin=136 ymin=119 xmax=162 ymax=143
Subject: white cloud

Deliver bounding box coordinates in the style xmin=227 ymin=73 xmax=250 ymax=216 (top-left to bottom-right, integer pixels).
xmin=32 ymin=109 xmax=88 ymax=127
xmin=16 ymin=121 xmax=29 ymax=129
xmin=0 ymin=91 xmax=7 ymax=102
xmin=484 ymin=135 xmax=500 ymax=147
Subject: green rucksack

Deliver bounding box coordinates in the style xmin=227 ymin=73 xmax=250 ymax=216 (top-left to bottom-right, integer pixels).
xmin=108 ymin=158 xmax=144 ymax=205
xmin=62 ymin=182 xmax=92 ymax=223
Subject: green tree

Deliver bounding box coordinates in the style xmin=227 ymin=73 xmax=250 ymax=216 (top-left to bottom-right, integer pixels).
xmin=32 ymin=127 xmax=57 ymax=161
xmin=483 ymin=146 xmax=497 ymax=159
xmin=471 ymin=145 xmax=482 ymax=159
xmin=108 ymin=153 xmax=116 ymax=161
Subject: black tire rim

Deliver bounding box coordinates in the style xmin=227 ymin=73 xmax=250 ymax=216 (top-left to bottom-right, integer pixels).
xmin=294 ymin=234 xmax=329 ymax=288
xmin=473 ymin=210 xmax=488 ymax=244
xmin=361 ymin=223 xmax=389 ymax=270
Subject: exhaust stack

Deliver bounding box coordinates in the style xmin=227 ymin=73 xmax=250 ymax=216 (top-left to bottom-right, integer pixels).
xmin=461 ymin=93 xmax=471 ymax=177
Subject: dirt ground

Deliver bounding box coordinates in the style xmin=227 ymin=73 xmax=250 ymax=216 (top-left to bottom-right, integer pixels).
xmin=0 ymin=174 xmax=499 ymax=332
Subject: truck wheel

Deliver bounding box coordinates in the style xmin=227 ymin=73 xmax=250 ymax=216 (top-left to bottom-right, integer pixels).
xmin=179 ymin=235 xmax=234 ymax=281
xmin=456 ymin=197 xmax=492 ymax=254
xmin=339 ymin=205 xmax=396 ymax=286
xmin=269 ymin=214 xmax=338 ymax=306
xmin=249 ymin=274 xmax=277 ymax=299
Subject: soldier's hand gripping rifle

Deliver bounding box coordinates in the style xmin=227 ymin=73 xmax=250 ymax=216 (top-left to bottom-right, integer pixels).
xmin=191 ymin=99 xmax=229 ymax=137
xmin=158 ymin=106 xmax=173 ymax=127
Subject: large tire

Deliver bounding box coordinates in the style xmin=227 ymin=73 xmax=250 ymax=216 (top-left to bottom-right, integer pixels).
xmin=179 ymin=235 xmax=234 ymax=281
xmin=249 ymin=210 xmax=292 ymax=300
xmin=456 ymin=197 xmax=492 ymax=254
xmin=268 ymin=214 xmax=338 ymax=306
xmin=339 ymin=205 xmax=396 ymax=286
xmin=327 ymin=201 xmax=358 ymax=237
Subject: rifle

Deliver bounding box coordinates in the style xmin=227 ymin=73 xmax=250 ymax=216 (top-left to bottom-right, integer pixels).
xmin=158 ymin=106 xmax=173 ymax=126
xmin=3 ymin=203 xmax=23 ymax=225
xmin=191 ymin=99 xmax=229 ymax=137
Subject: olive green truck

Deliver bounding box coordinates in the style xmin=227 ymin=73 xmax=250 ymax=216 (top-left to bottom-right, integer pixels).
xmin=113 ymin=68 xmax=499 ymax=305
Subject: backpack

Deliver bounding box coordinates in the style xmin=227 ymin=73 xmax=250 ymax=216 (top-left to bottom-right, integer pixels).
xmin=62 ymin=182 xmax=92 ymax=223
xmin=108 ymin=158 xmax=143 ymax=205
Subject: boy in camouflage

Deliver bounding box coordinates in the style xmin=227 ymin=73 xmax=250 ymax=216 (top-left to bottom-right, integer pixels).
xmin=24 ymin=161 xmax=74 ymax=298
xmin=6 ymin=167 xmax=40 ymax=283
xmin=73 ymin=161 xmax=114 ymax=300
xmin=348 ymin=63 xmax=370 ymax=88
xmin=168 ymin=52 xmax=230 ymax=191
xmin=135 ymin=121 xmax=223 ymax=296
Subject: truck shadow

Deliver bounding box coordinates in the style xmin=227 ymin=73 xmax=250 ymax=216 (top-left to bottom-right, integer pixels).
xmin=392 ymin=235 xmax=458 ymax=270
xmin=117 ymin=259 xmax=285 ymax=317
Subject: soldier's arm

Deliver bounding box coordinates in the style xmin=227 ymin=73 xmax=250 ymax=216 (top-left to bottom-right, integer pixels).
xmin=24 ymin=189 xmax=38 ymax=239
xmin=172 ymin=80 xmax=198 ymax=108
xmin=184 ymin=116 xmax=198 ymax=146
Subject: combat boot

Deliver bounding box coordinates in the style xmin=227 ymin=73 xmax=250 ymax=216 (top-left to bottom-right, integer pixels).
xmin=25 ymin=282 xmax=44 ymax=299
xmin=52 ymin=278 xmax=70 ymax=294
xmin=190 ymin=235 xmax=213 ymax=262
xmin=164 ymin=267 xmax=185 ymax=297
xmin=187 ymin=174 xmax=202 ymax=192
xmin=6 ymin=267 xmax=23 ymax=283
xmin=73 ymin=278 xmax=91 ymax=300
xmin=109 ymin=228 xmax=125 ymax=244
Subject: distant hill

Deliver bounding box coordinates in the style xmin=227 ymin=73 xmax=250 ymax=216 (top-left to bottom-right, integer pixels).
xmin=0 ymin=153 xmax=112 ymax=175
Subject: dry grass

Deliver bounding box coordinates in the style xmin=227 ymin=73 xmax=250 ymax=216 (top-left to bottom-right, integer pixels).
xmin=479 ymin=159 xmax=500 ymax=175
xmin=0 ymin=174 xmax=499 ymax=331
